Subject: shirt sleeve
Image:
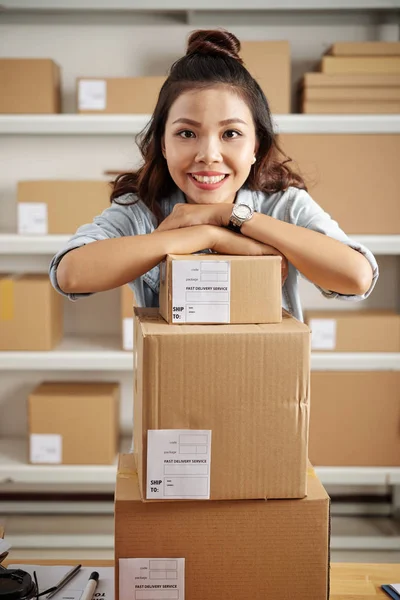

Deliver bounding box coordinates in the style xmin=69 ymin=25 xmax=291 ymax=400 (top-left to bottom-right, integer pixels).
xmin=48 ymin=196 xmax=156 ymax=301
xmin=287 ymin=187 xmax=379 ymax=301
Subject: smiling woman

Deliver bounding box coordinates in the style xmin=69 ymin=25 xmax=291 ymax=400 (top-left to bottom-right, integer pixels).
xmin=49 ymin=28 xmax=378 ymax=322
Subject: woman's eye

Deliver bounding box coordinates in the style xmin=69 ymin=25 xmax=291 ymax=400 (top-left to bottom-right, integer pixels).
xmin=177 ymin=130 xmax=195 ymax=139
xmin=223 ymin=130 xmax=241 ymax=139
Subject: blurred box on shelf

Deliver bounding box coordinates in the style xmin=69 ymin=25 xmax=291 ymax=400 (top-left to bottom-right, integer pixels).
xmin=28 ymin=382 xmax=119 ymax=465
xmin=115 ymin=454 xmax=330 ymax=600
xmin=77 ymin=77 xmax=166 ymax=114
xmin=121 ymin=285 xmax=137 ymax=351
xmin=304 ymin=309 xmax=400 ymax=352
xmin=134 ymin=307 xmax=310 ymax=501
xmin=0 ymin=274 xmax=63 ymax=351
xmin=159 ymin=254 xmax=282 ymax=325
xmin=301 ymin=100 xmax=400 ymax=114
xmin=240 ymin=41 xmax=291 ymax=114
xmin=325 ymin=41 xmax=400 ymax=56
xmin=309 ymin=371 xmax=400 ymax=467
xmin=279 ymin=133 xmax=400 ymax=234
xmin=17 ymin=180 xmax=111 ymax=235
xmin=320 ymin=56 xmax=400 ymax=75
xmin=0 ymin=58 xmax=61 ymax=114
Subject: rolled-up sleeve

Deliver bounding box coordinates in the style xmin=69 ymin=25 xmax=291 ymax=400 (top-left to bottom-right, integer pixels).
xmin=288 ymin=188 xmax=379 ymax=301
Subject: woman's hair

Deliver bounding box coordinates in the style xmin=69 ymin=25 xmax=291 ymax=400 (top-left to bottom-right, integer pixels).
xmin=111 ymin=29 xmax=306 ymax=218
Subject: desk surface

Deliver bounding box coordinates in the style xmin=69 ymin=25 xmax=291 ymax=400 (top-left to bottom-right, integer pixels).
xmin=4 ymin=559 xmax=400 ymax=599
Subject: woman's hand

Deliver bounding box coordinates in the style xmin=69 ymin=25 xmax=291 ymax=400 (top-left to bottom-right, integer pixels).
xmin=156 ymin=203 xmax=232 ymax=232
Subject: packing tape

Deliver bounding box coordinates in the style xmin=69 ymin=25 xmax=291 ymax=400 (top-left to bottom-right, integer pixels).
xmin=0 ymin=278 xmax=14 ymax=321
xmin=118 ymin=467 xmax=137 ymax=479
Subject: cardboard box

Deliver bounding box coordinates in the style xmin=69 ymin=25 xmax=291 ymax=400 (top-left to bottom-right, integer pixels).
xmin=121 ymin=285 xmax=137 ymax=351
xmin=28 ymin=382 xmax=119 ymax=465
xmin=240 ymin=41 xmax=291 ymax=113
xmin=309 ymin=372 xmax=400 ymax=466
xmin=301 ymin=72 xmax=400 ymax=88
xmin=304 ymin=310 xmax=400 ymax=352
xmin=0 ymin=59 xmax=61 ymax=114
xmin=115 ymin=454 xmax=330 ymax=600
xmin=0 ymin=274 xmax=63 ymax=351
xmin=303 ymin=87 xmax=400 ymax=101
xmin=17 ymin=180 xmax=111 ymax=235
xmin=159 ymin=254 xmax=282 ymax=325
xmin=77 ymin=77 xmax=166 ymax=114
xmin=279 ymin=133 xmax=400 ymax=234
xmin=134 ymin=307 xmax=310 ymax=500
xmin=301 ymin=100 xmax=400 ymax=114
xmin=321 ymin=56 xmax=400 ymax=75
xmin=326 ymin=42 xmax=400 ymax=57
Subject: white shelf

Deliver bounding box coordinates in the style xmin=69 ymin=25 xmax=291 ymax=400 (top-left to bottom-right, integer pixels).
xmin=315 ymin=466 xmax=400 ymax=486
xmin=2 ymin=115 xmax=400 ymax=135
xmin=311 ymin=352 xmax=400 ymax=371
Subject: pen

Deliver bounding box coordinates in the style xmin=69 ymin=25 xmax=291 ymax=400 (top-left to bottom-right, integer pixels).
xmin=80 ymin=572 xmax=99 ymax=600
xmin=46 ymin=564 xmax=82 ymax=599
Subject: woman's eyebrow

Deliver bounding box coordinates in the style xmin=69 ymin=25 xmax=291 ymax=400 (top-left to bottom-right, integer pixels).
xmin=172 ymin=117 xmax=248 ymax=126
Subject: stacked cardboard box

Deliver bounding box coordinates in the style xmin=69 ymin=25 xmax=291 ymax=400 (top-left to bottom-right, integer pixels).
xmin=300 ymin=41 xmax=400 ymax=113
xmin=115 ymin=254 xmax=331 ymax=599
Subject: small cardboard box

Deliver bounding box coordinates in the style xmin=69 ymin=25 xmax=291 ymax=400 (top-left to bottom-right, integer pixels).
xmin=28 ymin=382 xmax=120 ymax=465
xmin=0 ymin=59 xmax=61 ymax=114
xmin=240 ymin=41 xmax=291 ymax=114
xmin=309 ymin=371 xmax=400 ymax=467
xmin=134 ymin=307 xmax=310 ymax=500
xmin=326 ymin=41 xmax=400 ymax=56
xmin=121 ymin=285 xmax=137 ymax=351
xmin=77 ymin=77 xmax=166 ymax=114
xmin=159 ymin=254 xmax=282 ymax=325
xmin=321 ymin=56 xmax=400 ymax=75
xmin=304 ymin=309 xmax=400 ymax=352
xmin=0 ymin=274 xmax=63 ymax=351
xmin=115 ymin=454 xmax=330 ymax=600
xmin=17 ymin=180 xmax=111 ymax=235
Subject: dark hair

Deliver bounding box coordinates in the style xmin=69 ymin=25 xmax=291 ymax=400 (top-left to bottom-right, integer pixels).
xmin=111 ymin=29 xmax=306 ymax=219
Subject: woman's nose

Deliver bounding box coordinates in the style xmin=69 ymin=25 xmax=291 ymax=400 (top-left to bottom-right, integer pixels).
xmin=195 ymin=140 xmax=223 ymax=164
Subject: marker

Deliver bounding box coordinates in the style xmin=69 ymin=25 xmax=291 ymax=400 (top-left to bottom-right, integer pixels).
xmin=80 ymin=572 xmax=99 ymax=600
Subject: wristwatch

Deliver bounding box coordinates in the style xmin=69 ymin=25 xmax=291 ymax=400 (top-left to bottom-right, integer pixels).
xmin=226 ymin=203 xmax=254 ymax=234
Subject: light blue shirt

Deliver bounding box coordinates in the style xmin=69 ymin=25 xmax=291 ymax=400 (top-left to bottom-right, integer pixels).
xmin=49 ymin=185 xmax=379 ymax=322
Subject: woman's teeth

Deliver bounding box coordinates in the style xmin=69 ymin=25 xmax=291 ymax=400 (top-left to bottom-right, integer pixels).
xmin=191 ymin=174 xmax=227 ymax=184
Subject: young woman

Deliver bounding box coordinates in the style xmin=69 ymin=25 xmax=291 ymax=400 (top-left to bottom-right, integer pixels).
xmin=50 ymin=29 xmax=378 ymax=321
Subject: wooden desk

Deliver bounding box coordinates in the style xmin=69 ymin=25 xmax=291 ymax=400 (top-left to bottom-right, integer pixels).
xmin=3 ymin=560 xmax=400 ymax=599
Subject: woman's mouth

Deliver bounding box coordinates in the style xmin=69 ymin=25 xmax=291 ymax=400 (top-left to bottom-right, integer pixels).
xmin=188 ymin=173 xmax=230 ymax=190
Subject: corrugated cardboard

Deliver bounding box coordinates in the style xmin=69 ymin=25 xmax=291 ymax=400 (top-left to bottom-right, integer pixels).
xmin=28 ymin=382 xmax=119 ymax=465
xmin=302 ymin=72 xmax=400 ymax=88
xmin=17 ymin=180 xmax=111 ymax=235
xmin=309 ymin=372 xmax=400 ymax=466
xmin=77 ymin=77 xmax=166 ymax=114
xmin=304 ymin=309 xmax=400 ymax=352
xmin=326 ymin=42 xmax=400 ymax=56
xmin=279 ymin=134 xmax=400 ymax=234
xmin=321 ymin=56 xmax=400 ymax=75
xmin=0 ymin=274 xmax=63 ymax=350
xmin=121 ymin=285 xmax=137 ymax=351
xmin=240 ymin=41 xmax=291 ymax=113
xmin=0 ymin=59 xmax=61 ymax=114
xmin=115 ymin=454 xmax=330 ymax=600
xmin=134 ymin=307 xmax=310 ymax=500
xmin=302 ymin=100 xmax=400 ymax=114
xmin=159 ymin=254 xmax=282 ymax=325
xmin=303 ymin=87 xmax=400 ymax=101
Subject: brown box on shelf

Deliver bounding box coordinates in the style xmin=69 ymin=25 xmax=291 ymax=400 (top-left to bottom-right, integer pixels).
xmin=309 ymin=372 xmax=400 ymax=467
xmin=77 ymin=77 xmax=166 ymax=114
xmin=121 ymin=285 xmax=137 ymax=351
xmin=326 ymin=42 xmax=400 ymax=56
xmin=159 ymin=254 xmax=282 ymax=325
xmin=301 ymin=100 xmax=400 ymax=114
xmin=0 ymin=59 xmax=61 ymax=114
xmin=17 ymin=180 xmax=111 ymax=235
xmin=304 ymin=310 xmax=400 ymax=352
xmin=240 ymin=41 xmax=291 ymax=113
xmin=134 ymin=307 xmax=310 ymax=501
xmin=303 ymin=87 xmax=400 ymax=101
xmin=28 ymin=382 xmax=120 ymax=465
xmin=301 ymin=72 xmax=400 ymax=88
xmin=320 ymin=56 xmax=400 ymax=75
xmin=115 ymin=454 xmax=330 ymax=600
xmin=279 ymin=133 xmax=400 ymax=234
xmin=0 ymin=274 xmax=63 ymax=351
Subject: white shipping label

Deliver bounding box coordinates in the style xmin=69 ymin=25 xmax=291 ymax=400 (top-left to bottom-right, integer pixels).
xmin=18 ymin=203 xmax=48 ymax=235
xmin=172 ymin=260 xmax=230 ymax=323
xmin=147 ymin=429 xmax=211 ymax=499
xmin=30 ymin=434 xmax=62 ymax=464
xmin=78 ymin=80 xmax=106 ymax=110
xmin=119 ymin=558 xmax=185 ymax=600
xmin=123 ymin=317 xmax=134 ymax=351
xmin=309 ymin=318 xmax=337 ymax=350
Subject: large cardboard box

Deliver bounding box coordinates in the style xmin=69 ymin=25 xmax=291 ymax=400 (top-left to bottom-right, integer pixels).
xmin=304 ymin=309 xmax=400 ymax=352
xmin=279 ymin=133 xmax=400 ymax=234
xmin=28 ymin=382 xmax=119 ymax=465
xmin=77 ymin=77 xmax=165 ymax=114
xmin=159 ymin=254 xmax=282 ymax=325
xmin=0 ymin=274 xmax=63 ymax=351
xmin=302 ymin=72 xmax=400 ymax=88
xmin=121 ymin=285 xmax=137 ymax=351
xmin=326 ymin=41 xmax=400 ymax=56
xmin=134 ymin=307 xmax=310 ymax=500
xmin=115 ymin=454 xmax=330 ymax=600
xmin=240 ymin=41 xmax=291 ymax=113
xmin=309 ymin=371 xmax=400 ymax=466
xmin=0 ymin=59 xmax=61 ymax=114
xmin=321 ymin=56 xmax=400 ymax=75
xmin=301 ymin=100 xmax=400 ymax=114
xmin=17 ymin=180 xmax=111 ymax=235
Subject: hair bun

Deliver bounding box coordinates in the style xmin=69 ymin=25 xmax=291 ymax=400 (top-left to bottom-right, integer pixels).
xmin=186 ymin=29 xmax=243 ymax=64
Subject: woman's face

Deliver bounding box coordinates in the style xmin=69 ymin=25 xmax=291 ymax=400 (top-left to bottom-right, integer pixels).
xmin=163 ymin=86 xmax=258 ymax=205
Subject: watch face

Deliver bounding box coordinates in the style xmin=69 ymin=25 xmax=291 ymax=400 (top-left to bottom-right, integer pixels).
xmin=234 ymin=204 xmax=252 ymax=219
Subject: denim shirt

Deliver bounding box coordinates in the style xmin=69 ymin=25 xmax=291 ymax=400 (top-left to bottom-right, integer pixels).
xmin=48 ymin=185 xmax=379 ymax=322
